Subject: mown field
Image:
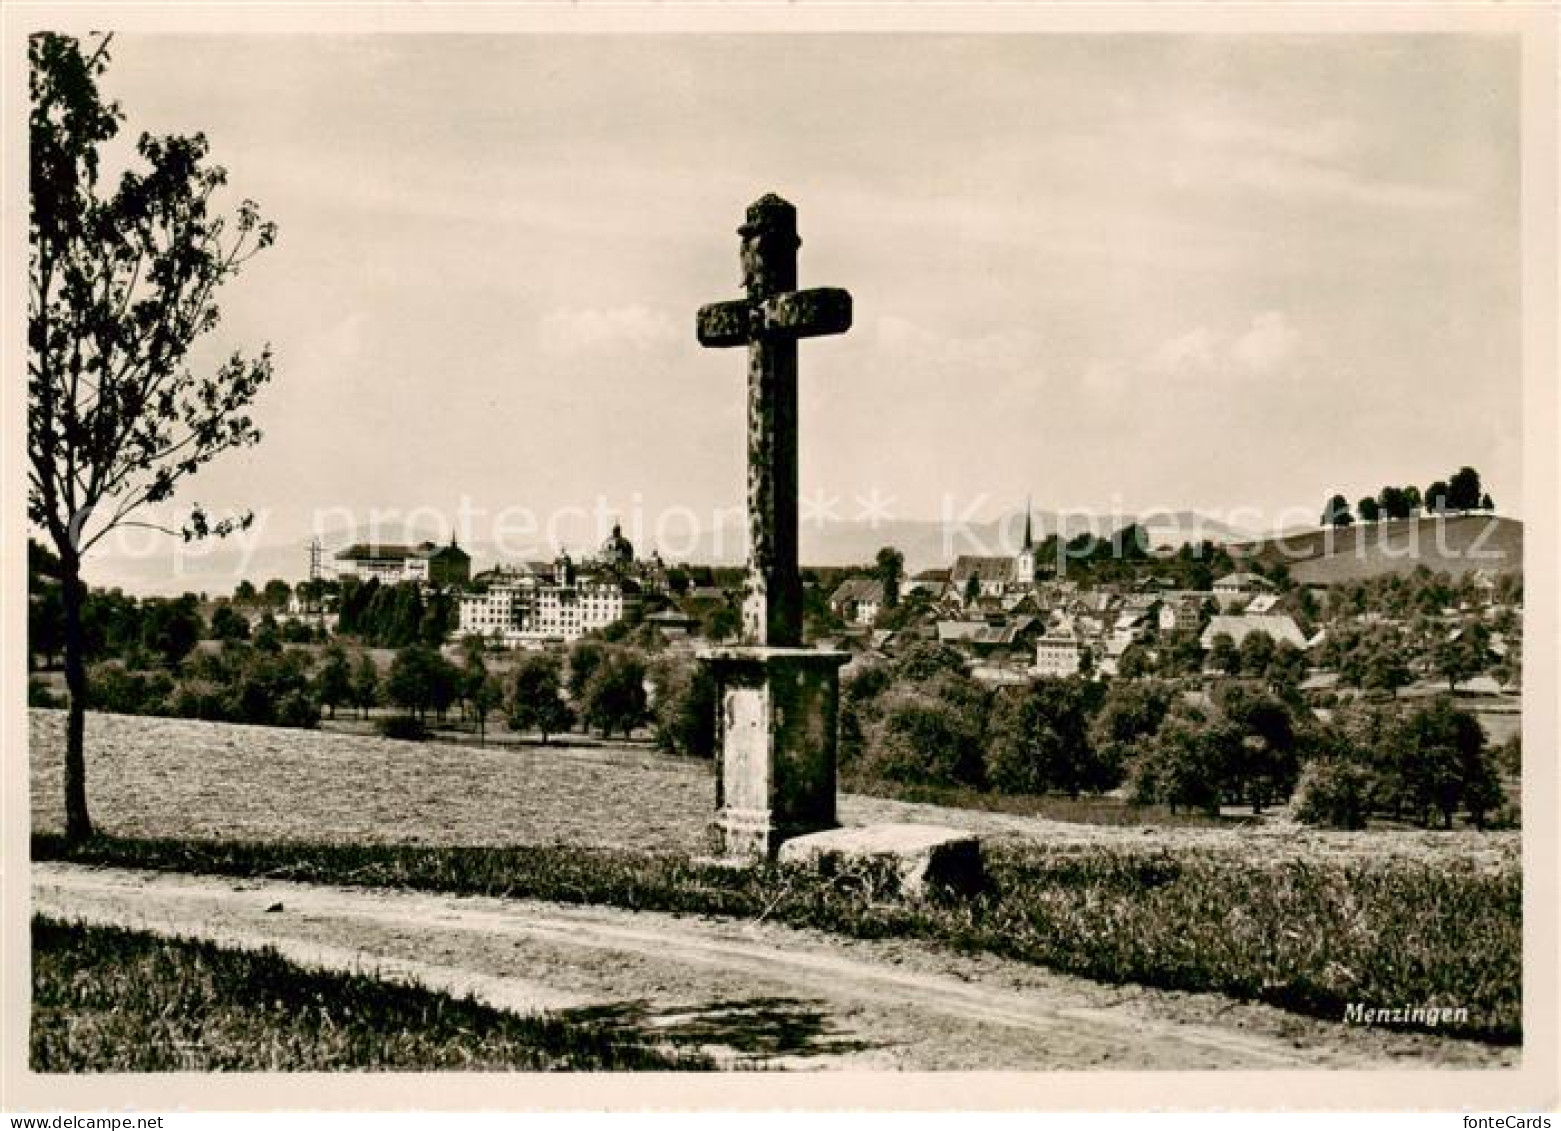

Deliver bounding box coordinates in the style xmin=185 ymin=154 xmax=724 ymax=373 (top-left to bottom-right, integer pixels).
xmin=29 ymin=710 xmax=1519 ymax=867
xmin=29 ymin=710 xmax=1524 ymax=1042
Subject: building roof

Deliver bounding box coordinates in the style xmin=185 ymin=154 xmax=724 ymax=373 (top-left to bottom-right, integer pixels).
xmin=1213 ymin=572 xmax=1275 ymax=590
xmin=1200 ymin=614 xmax=1308 ymax=650
xmin=645 ymin=609 xmax=699 ymax=627
xmin=1298 ymin=671 xmax=1341 ymax=693
xmin=335 ymin=539 xmax=468 ymax=563
xmin=335 ymin=542 xmax=427 ymax=562
xmin=950 ymin=555 xmax=1016 ymax=584
xmin=831 ymin=578 xmax=886 ymax=606
xmin=936 ymin=616 xmax=1038 ymax=647
xmin=1038 ymin=621 xmax=1082 ymax=644
xmin=911 ymin=568 xmax=951 ymax=582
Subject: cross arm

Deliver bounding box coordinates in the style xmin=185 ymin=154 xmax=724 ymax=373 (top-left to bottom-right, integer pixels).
xmin=696 ymin=300 xmax=753 ymax=348
xmin=761 ymin=287 xmax=852 ymax=339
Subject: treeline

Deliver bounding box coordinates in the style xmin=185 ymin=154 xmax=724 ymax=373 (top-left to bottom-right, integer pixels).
xmin=1322 ymin=465 xmax=1494 ymax=527
xmin=64 ymin=643 xmax=322 ymax=730
xmin=335 ymin=578 xmax=457 ymax=648
xmin=840 ymin=643 xmax=1513 ymax=830
xmin=373 ymin=635 xmax=716 ymax=758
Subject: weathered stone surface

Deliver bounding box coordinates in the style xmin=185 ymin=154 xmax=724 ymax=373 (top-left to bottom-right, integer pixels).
xmin=697 ymin=194 xmax=856 ymax=864
xmin=761 ymin=287 xmax=852 ymax=339
xmin=697 ymin=193 xmax=852 ymax=649
xmin=777 ymin=823 xmax=985 ymax=900
xmin=695 ymin=299 xmax=752 ymax=348
xmin=703 ymin=646 xmax=848 ymax=860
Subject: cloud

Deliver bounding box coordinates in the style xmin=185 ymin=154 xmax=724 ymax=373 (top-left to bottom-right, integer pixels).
xmin=1144 ymin=311 xmax=1302 ymax=382
xmin=1170 ymin=110 xmax=1466 ymax=214
xmin=1149 ymin=326 xmax=1220 ymax=375
xmin=537 ymin=305 xmax=680 ymax=357
xmin=1230 ymin=310 xmax=1301 ymax=374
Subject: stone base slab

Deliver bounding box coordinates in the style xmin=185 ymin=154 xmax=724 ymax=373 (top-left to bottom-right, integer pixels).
xmin=776 ymin=822 xmax=985 ymax=900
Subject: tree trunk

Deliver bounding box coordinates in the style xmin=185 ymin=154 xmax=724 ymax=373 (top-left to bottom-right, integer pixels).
xmin=60 ymin=560 xmax=93 ymax=844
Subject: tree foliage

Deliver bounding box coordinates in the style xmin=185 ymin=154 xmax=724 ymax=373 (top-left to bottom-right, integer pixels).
xmin=29 ymin=33 xmax=276 ymax=842
xmin=507 ymin=651 xmax=573 ymax=743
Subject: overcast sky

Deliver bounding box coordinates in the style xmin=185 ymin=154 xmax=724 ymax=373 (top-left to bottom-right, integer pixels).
xmin=89 ymin=33 xmax=1521 ymax=564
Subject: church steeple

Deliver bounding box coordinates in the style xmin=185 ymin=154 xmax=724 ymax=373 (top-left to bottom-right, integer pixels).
xmin=1023 ymin=496 xmax=1034 ymax=551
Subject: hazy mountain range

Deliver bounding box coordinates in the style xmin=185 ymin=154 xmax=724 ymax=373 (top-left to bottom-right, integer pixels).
xmin=79 ymin=510 xmax=1259 ymax=596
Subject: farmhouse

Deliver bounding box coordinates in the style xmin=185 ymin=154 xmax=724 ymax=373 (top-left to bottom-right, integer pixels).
xmin=830 ymin=578 xmax=885 ymax=625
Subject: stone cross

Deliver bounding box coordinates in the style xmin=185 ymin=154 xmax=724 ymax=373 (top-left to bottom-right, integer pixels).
xmin=697 ymin=194 xmax=852 ymax=647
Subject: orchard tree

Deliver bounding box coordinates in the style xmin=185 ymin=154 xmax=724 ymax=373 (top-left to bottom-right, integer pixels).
xmin=1356 ymin=496 xmax=1381 ymax=524
xmin=29 ymin=34 xmax=276 ymax=842
xmin=1434 ymin=621 xmax=1491 ymax=692
xmin=508 ymin=651 xmax=572 ymax=744
xmin=1321 ymin=495 xmax=1353 ymax=527
xmin=314 ymin=645 xmax=353 ymax=719
xmin=1425 ymin=480 xmax=1451 ymax=515
xmin=350 ymin=653 xmax=380 ymax=719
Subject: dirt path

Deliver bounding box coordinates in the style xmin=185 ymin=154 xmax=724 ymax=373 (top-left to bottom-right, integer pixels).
xmin=33 ymin=863 xmax=1511 ymax=1071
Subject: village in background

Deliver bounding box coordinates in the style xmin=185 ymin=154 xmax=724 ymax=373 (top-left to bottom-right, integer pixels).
xmin=28 ymin=467 xmax=1522 ymax=835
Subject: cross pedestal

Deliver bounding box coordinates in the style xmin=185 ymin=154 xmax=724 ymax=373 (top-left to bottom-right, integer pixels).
xmin=697 ymin=194 xmax=852 ymax=860
xmin=704 ymin=647 xmax=849 ymax=859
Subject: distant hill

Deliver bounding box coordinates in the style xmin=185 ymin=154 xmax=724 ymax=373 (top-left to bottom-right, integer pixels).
xmin=1228 ymin=514 xmax=1522 ymax=586
xmin=697 ymin=511 xmax=1257 ymax=574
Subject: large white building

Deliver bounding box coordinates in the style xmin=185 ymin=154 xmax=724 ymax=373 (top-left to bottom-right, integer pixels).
xmin=455 ymin=536 xmax=642 ymax=646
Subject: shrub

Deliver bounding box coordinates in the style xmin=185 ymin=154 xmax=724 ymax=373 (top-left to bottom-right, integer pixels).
xmin=86 ymin=661 xmax=171 ymax=717
xmin=838 ymin=663 xmax=892 ymax=767
xmin=1293 ymin=758 xmax=1374 ymax=829
xmin=985 ymin=677 xmax=1105 ymax=798
xmin=29 ymin=677 xmax=63 ymax=708
xmin=1128 ymin=708 xmax=1233 ymax=816
xmin=378 ymin=714 xmax=429 ymax=741
xmin=274 ymin=690 xmax=320 ymax=730
xmin=860 ymin=673 xmax=988 ymax=787
xmin=648 ymin=655 xmax=716 ymax=759
xmin=890 ymin=641 xmax=968 ymax=683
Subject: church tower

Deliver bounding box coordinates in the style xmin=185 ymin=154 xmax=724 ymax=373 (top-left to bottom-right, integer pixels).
xmin=1015 ymin=496 xmax=1037 ymax=588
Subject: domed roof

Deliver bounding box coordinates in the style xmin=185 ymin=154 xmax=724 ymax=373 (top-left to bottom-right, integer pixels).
xmin=601 ymin=522 xmax=634 ymax=564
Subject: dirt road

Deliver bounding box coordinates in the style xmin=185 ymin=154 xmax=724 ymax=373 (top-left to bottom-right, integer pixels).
xmin=32 ymin=863 xmax=1511 ymax=1071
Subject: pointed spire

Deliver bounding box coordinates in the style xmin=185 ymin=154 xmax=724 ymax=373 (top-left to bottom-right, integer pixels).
xmin=1023 ymin=495 xmax=1034 ymax=551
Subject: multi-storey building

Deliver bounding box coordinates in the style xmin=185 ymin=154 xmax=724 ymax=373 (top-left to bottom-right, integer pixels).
xmin=335 ymin=538 xmax=471 ymax=587
xmin=454 ymin=535 xmax=641 ymax=646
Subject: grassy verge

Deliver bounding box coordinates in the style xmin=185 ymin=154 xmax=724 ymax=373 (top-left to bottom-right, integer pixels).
xmin=35 ymin=833 xmax=1520 ymax=1044
xmin=31 ymin=916 xmax=711 ymax=1072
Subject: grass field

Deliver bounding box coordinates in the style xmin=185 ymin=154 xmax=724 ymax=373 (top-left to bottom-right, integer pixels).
xmin=31 ymin=917 xmax=709 ymax=1071
xmin=29 ymin=710 xmax=1524 ymax=1043
xmin=29 ymin=709 xmax=1519 ymax=867
xmin=1232 ymin=513 xmax=1522 ymax=585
